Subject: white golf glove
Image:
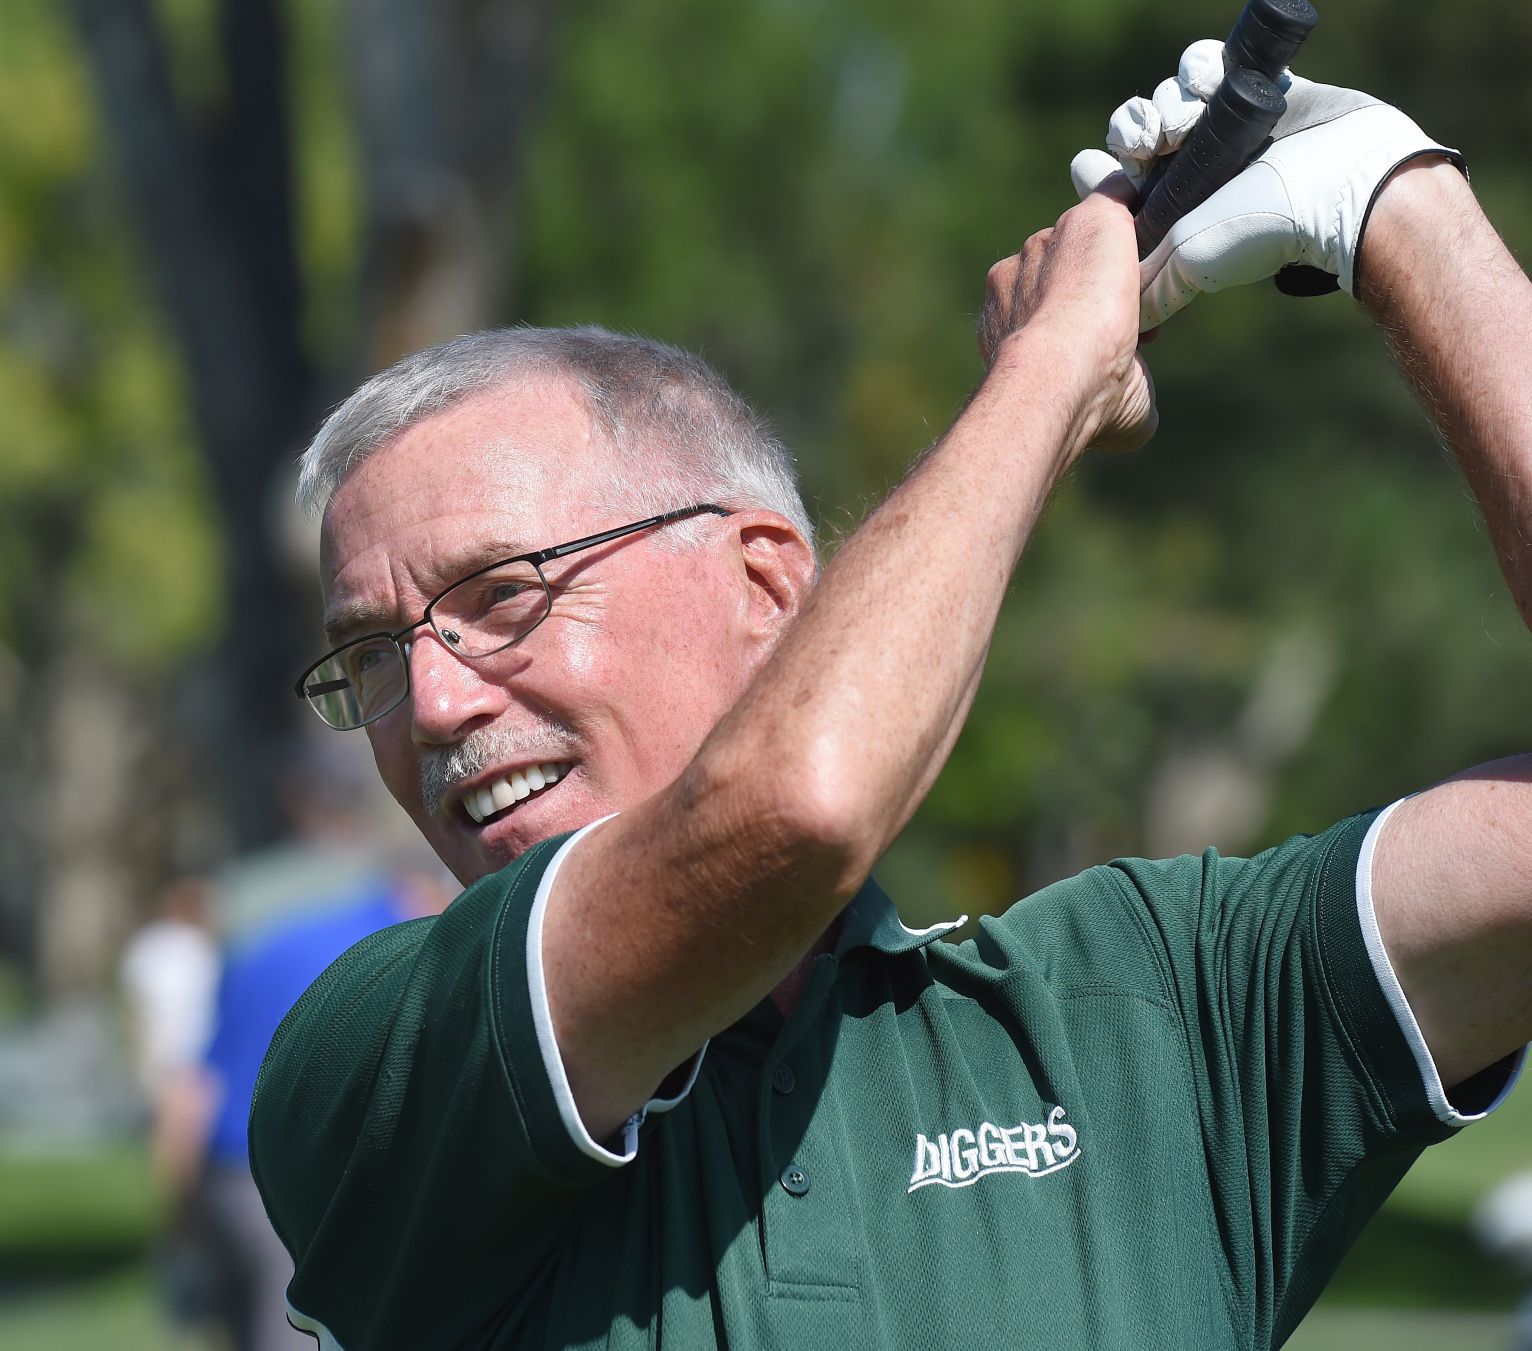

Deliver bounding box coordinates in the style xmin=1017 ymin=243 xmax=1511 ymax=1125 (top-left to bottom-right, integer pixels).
xmin=1071 ymin=38 xmax=1465 ymax=330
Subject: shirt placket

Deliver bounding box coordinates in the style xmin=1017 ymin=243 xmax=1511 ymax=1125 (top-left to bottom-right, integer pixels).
xmin=755 ymin=954 xmax=863 ymax=1315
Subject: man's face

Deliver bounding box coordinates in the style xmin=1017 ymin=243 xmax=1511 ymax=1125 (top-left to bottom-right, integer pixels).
xmin=318 ymin=377 xmax=784 ymax=885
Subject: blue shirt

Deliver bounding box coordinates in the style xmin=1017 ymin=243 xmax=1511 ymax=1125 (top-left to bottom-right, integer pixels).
xmin=204 ymin=882 xmax=405 ymax=1166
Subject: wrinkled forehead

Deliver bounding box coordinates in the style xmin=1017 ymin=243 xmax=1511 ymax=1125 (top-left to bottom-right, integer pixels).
xmin=318 ymin=376 xmax=615 ymax=587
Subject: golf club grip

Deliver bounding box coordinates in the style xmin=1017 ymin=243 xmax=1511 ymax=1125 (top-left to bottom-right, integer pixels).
xmin=1134 ymin=0 xmax=1318 ymax=259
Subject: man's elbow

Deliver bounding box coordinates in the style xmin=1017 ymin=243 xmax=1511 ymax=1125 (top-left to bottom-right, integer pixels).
xmin=686 ymin=743 xmax=881 ymax=901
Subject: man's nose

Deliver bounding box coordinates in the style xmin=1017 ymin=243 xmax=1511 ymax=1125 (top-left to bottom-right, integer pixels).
xmin=406 ymin=632 xmax=512 ymax=746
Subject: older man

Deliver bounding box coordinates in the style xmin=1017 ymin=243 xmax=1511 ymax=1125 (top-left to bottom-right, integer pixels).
xmin=253 ymin=59 xmax=1531 ymax=1351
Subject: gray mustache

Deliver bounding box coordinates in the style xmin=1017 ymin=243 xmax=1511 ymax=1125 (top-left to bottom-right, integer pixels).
xmin=420 ymin=717 xmax=580 ymax=816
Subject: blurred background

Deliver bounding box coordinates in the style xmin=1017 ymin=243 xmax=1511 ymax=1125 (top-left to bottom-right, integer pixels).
xmin=1 ymin=0 xmax=1530 ymax=1346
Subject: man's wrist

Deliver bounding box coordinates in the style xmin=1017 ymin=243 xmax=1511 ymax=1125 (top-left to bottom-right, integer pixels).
xmin=985 ymin=317 xmax=1116 ymax=465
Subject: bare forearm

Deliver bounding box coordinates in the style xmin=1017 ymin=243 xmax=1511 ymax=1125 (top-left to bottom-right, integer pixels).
xmin=708 ymin=322 xmax=1098 ymax=880
xmin=1361 ymin=160 xmax=1532 ymax=625
xmin=694 ymin=190 xmax=1151 ymax=900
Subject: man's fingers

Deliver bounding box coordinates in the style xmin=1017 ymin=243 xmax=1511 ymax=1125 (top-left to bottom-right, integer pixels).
xmin=1153 ymin=76 xmax=1202 ymax=153
xmin=1178 ymin=38 xmax=1225 ymax=100
xmin=1106 ymin=95 xmax=1163 ymax=167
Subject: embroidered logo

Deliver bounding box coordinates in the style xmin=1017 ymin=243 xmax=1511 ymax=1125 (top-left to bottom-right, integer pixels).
xmin=907 ymin=1105 xmax=1080 ymax=1192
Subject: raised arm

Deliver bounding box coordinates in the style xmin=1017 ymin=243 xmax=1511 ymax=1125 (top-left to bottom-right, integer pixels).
xmin=550 ymin=185 xmax=1155 ymax=1142
xmin=1357 ymin=160 xmax=1532 ymax=1088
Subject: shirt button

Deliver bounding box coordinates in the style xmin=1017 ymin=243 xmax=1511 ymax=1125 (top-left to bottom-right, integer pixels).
xmin=780 ymin=1163 xmax=811 ymax=1197
xmin=771 ymin=1064 xmax=796 ymax=1095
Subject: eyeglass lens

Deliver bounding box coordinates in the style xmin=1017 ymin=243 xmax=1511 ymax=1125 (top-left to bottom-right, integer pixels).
xmin=301 ymin=560 xmax=551 ymax=729
xmin=429 ymin=560 xmax=549 ymax=657
xmin=303 ymin=637 xmax=408 ymax=729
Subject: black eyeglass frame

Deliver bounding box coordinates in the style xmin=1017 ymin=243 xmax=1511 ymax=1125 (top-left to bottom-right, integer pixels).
xmin=293 ymin=503 xmax=732 ymax=730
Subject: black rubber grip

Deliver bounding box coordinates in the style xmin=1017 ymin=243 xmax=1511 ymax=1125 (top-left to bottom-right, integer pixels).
xmin=1134 ymin=0 xmax=1318 ymax=259
xmin=1225 ymin=0 xmax=1319 ymax=80
xmin=1134 ymin=68 xmax=1286 ymax=257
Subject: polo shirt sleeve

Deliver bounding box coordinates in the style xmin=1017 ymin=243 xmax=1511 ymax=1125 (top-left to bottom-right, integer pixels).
xmin=248 ymin=822 xmax=701 ymax=1350
xmin=1105 ymin=808 xmax=1522 ymax=1346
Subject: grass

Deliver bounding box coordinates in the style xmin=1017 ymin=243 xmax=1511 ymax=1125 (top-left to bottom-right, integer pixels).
xmin=0 ymin=1267 xmax=182 ymax=1351
xmin=0 ymin=1140 xmax=159 ymax=1281
xmin=1287 ymin=1306 xmax=1514 ymax=1351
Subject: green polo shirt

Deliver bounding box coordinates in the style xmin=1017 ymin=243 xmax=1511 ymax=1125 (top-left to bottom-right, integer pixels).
xmin=250 ymin=806 xmax=1520 ymax=1349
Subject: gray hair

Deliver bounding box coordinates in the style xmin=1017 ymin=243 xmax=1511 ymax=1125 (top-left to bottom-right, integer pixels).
xmin=296 ymin=325 xmax=816 ymax=557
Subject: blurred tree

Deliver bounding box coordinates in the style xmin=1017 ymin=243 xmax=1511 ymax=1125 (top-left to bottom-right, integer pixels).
xmin=67 ymin=0 xmax=554 ymax=853
xmin=0 ymin=0 xmax=553 ymax=991
xmin=0 ymin=5 xmax=220 ymax=992
xmin=68 ymin=0 xmax=319 ymax=857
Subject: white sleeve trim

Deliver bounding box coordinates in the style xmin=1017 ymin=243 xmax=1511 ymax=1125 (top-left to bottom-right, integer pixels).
xmin=1356 ymin=799 xmax=1526 ymax=1127
xmin=286 ymin=1298 xmax=344 ymax=1348
xmin=525 ymin=815 xmax=709 ymax=1168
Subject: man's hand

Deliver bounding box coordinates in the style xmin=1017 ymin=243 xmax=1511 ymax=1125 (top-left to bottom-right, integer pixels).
xmin=979 ymin=181 xmax=1158 ymax=453
xmin=1071 ymin=38 xmax=1463 ymax=330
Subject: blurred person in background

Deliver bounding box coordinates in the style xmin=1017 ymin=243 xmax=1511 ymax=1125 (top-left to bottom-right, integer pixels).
xmin=1474 ymin=1172 xmax=1532 ymax=1350
xmin=147 ymin=747 xmax=456 ymax=1351
xmin=118 ymin=874 xmax=219 ymax=1109
xmin=212 ymin=740 xmax=385 ymax=945
xmin=194 ymin=834 xmax=453 ymax=1351
xmin=118 ymin=874 xmax=222 ymax=1344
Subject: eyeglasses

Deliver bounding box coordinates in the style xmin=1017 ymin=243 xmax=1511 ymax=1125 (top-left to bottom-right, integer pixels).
xmin=294 ymin=503 xmax=732 ymax=731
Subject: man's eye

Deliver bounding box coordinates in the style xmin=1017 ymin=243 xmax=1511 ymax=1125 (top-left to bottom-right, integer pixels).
xmin=490 ymin=582 xmax=530 ymax=603
xmin=345 ymin=643 xmax=396 ymax=683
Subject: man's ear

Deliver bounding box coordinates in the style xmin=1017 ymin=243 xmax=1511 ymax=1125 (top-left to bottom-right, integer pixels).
xmin=729 ymin=511 xmax=817 ymax=641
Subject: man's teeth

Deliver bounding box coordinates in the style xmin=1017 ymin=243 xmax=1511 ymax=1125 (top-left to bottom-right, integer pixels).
xmin=462 ymin=763 xmax=568 ymax=824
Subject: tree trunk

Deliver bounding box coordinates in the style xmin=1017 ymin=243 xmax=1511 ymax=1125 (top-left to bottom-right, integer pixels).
xmin=345 ymin=0 xmax=555 ymax=364
xmin=55 ymin=0 xmax=558 ymax=999
xmin=69 ymin=0 xmax=322 ymax=851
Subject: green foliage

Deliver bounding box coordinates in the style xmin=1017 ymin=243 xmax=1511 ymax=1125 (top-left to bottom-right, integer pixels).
xmin=0 ymin=958 xmax=35 ymax=1030
xmin=6 ymin=2 xmax=1532 ymax=1337
xmin=0 ymin=1 xmax=219 ymax=676
xmin=286 ymin=0 xmax=363 ymax=361
xmin=0 ymin=1267 xmax=174 ymax=1351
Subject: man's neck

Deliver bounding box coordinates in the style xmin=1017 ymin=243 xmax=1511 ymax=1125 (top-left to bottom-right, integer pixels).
xmin=770 ymin=923 xmax=839 ymax=1019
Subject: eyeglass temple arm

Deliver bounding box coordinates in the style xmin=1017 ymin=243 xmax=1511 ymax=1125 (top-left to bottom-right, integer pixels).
xmin=302 ymin=677 xmax=352 ymax=696
xmin=534 ymin=504 xmax=731 ymax=563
